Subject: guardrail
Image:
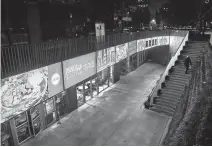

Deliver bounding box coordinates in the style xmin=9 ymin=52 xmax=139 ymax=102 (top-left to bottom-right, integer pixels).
xmin=149 ymin=31 xmax=189 ymax=106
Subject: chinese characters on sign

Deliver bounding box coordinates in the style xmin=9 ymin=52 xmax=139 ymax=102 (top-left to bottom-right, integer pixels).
xmin=97 ymin=47 xmax=116 ymax=72
xmin=63 ymin=52 xmax=96 ymax=89
xmin=116 ymin=43 xmax=128 ymax=63
xmin=137 ymin=39 xmax=146 ymax=52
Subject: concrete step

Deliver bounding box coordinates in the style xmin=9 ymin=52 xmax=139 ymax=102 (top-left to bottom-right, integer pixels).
xmin=170 ymin=75 xmax=189 ymax=80
xmin=152 ymin=104 xmax=175 ymax=114
xmin=167 ymin=81 xmax=186 ymax=87
xmin=155 ymin=98 xmax=179 ymax=106
xmin=150 ymin=106 xmax=173 ymax=116
xmin=169 ymin=78 xmax=189 ymax=84
xmin=163 ymin=86 xmax=185 ymax=93
xmin=154 ymin=100 xmax=177 ymax=109
xmin=169 ymin=73 xmax=189 ymax=78
xmin=161 ymin=90 xmax=182 ymax=97
xmin=159 ymin=95 xmax=181 ymax=103
xmin=161 ymin=92 xmax=182 ymax=99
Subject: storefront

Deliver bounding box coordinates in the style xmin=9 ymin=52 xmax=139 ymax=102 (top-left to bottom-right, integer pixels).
xmin=0 ymin=62 xmax=65 ymax=145
xmin=116 ymin=43 xmax=128 ymax=76
xmin=128 ymin=40 xmax=137 ymax=72
xmin=96 ymin=47 xmax=116 ymax=94
xmin=63 ymin=52 xmax=97 ymax=108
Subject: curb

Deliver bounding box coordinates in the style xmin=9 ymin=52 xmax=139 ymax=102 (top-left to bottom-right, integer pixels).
xmin=158 ymin=116 xmax=172 ymax=146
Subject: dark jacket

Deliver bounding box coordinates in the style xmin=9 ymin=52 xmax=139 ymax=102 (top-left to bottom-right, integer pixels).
xmin=184 ymin=57 xmax=192 ymax=67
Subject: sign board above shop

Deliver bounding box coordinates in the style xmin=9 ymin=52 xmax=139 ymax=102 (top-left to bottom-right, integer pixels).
xmin=128 ymin=40 xmax=137 ymax=56
xmin=0 ymin=62 xmax=64 ymax=123
xmin=137 ymin=36 xmax=169 ymax=52
xmin=116 ymin=43 xmax=128 ymax=63
xmin=97 ymin=47 xmax=116 ymax=73
xmin=63 ymin=52 xmax=96 ymax=89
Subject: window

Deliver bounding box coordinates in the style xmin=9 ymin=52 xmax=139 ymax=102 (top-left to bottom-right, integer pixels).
xmin=149 ymin=40 xmax=151 ymax=47
xmin=152 ymin=40 xmax=154 ymax=46
xmin=146 ymin=41 xmax=148 ymax=47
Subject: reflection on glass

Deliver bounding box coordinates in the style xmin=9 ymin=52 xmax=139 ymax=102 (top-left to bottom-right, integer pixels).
xmin=76 ymin=84 xmax=84 ymax=107
xmin=15 ymin=112 xmax=27 ymax=127
xmin=102 ymin=69 xmax=109 ymax=89
xmin=17 ymin=124 xmax=30 ymax=143
xmin=120 ymin=59 xmax=128 ymax=76
xmin=1 ymin=121 xmax=14 ymax=146
xmin=91 ymin=78 xmax=98 ymax=96
xmin=109 ymin=66 xmax=114 ymax=86
xmin=97 ymin=72 xmax=104 ymax=93
xmin=84 ymin=80 xmax=92 ymax=102
xmin=45 ymin=99 xmax=54 ymax=115
xmin=32 ymin=117 xmax=41 ymax=136
xmin=30 ymin=106 xmax=39 ymax=120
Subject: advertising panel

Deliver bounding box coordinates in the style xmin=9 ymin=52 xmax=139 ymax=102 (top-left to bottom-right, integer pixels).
xmin=116 ymin=43 xmax=128 ymax=63
xmin=1 ymin=67 xmax=48 ymax=123
xmin=63 ymin=52 xmax=96 ymax=89
xmin=128 ymin=40 xmax=137 ymax=56
xmin=137 ymin=39 xmax=146 ymax=52
xmin=97 ymin=47 xmax=116 ymax=72
xmin=158 ymin=36 xmax=169 ymax=46
xmin=97 ymin=49 xmax=107 ymax=73
xmin=48 ymin=62 xmax=64 ymax=98
xmin=107 ymin=47 xmax=116 ymax=66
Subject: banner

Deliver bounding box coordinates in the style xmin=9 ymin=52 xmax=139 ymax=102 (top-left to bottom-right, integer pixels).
xmin=137 ymin=39 xmax=146 ymax=52
xmin=48 ymin=62 xmax=64 ymax=98
xmin=97 ymin=47 xmax=116 ymax=72
xmin=116 ymin=43 xmax=128 ymax=63
xmin=1 ymin=67 xmax=48 ymax=123
xmin=128 ymin=40 xmax=137 ymax=56
xmin=63 ymin=52 xmax=96 ymax=89
xmin=158 ymin=36 xmax=169 ymax=46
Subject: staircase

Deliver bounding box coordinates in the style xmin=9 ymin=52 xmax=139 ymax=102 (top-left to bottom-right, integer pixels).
xmin=150 ymin=41 xmax=208 ymax=116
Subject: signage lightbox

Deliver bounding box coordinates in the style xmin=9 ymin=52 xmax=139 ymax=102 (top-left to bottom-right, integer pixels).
xmin=137 ymin=39 xmax=146 ymax=52
xmin=116 ymin=43 xmax=128 ymax=63
xmin=63 ymin=52 xmax=96 ymax=89
xmin=128 ymin=40 xmax=137 ymax=56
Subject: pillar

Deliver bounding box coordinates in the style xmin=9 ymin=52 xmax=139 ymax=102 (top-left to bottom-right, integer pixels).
xmin=27 ymin=2 xmax=42 ymax=44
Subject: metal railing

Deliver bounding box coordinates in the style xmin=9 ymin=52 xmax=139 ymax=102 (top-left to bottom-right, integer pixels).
xmin=1 ymin=30 xmax=173 ymax=79
xmin=148 ymin=31 xmax=189 ymax=105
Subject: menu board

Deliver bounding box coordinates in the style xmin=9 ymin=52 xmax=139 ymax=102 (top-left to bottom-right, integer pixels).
xmin=116 ymin=43 xmax=128 ymax=63
xmin=1 ymin=67 xmax=48 ymax=123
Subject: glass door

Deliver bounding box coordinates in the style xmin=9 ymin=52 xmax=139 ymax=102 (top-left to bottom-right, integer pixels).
xmin=29 ymin=105 xmax=42 ymax=137
xmin=14 ymin=112 xmax=32 ymax=144
xmin=91 ymin=76 xmax=98 ymax=97
xmin=1 ymin=121 xmax=14 ymax=146
xmin=56 ymin=92 xmax=68 ymax=119
xmin=44 ymin=98 xmax=56 ymax=127
xmin=76 ymin=84 xmax=85 ymax=107
xmin=109 ymin=66 xmax=114 ymax=86
xmin=84 ymin=80 xmax=92 ymax=102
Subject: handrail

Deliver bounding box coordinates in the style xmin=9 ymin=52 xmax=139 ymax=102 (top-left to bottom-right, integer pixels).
xmin=149 ymin=31 xmax=189 ymax=105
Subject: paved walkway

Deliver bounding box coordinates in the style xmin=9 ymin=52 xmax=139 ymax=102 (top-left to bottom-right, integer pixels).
xmin=22 ymin=62 xmax=169 ymax=146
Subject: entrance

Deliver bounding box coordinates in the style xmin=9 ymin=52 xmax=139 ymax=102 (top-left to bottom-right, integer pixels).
xmin=44 ymin=98 xmax=57 ymax=128
xmin=11 ymin=104 xmax=43 ymax=145
xmin=130 ymin=53 xmax=137 ymax=71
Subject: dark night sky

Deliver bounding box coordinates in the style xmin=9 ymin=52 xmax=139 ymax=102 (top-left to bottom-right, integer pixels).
xmin=149 ymin=0 xmax=169 ymax=17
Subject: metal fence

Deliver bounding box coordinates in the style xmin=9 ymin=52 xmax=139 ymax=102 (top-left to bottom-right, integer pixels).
xmin=1 ymin=30 xmax=186 ymax=79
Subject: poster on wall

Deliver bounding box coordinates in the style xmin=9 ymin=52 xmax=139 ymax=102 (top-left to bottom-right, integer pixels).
xmin=137 ymin=39 xmax=146 ymax=52
xmin=97 ymin=49 xmax=107 ymax=73
xmin=63 ymin=52 xmax=96 ymax=89
xmin=107 ymin=47 xmax=116 ymax=66
xmin=1 ymin=67 xmax=48 ymax=123
xmin=116 ymin=43 xmax=128 ymax=63
xmin=97 ymin=47 xmax=116 ymax=72
xmin=48 ymin=62 xmax=64 ymax=98
xmin=128 ymin=40 xmax=137 ymax=56
xmin=158 ymin=36 xmax=169 ymax=46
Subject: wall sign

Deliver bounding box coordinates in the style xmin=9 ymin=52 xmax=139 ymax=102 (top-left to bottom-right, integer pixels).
xmin=1 ymin=67 xmax=48 ymax=123
xmin=158 ymin=36 xmax=169 ymax=46
xmin=48 ymin=62 xmax=63 ymax=98
xmin=128 ymin=40 xmax=137 ymax=56
xmin=116 ymin=43 xmax=128 ymax=63
xmin=137 ymin=39 xmax=146 ymax=52
xmin=63 ymin=52 xmax=96 ymax=89
xmin=97 ymin=47 xmax=116 ymax=72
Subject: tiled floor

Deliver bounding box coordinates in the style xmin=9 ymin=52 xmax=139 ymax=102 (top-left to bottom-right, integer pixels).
xmin=22 ymin=62 xmax=169 ymax=146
